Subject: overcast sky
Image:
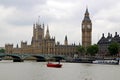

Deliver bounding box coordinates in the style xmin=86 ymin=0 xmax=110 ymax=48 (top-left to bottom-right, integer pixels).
xmin=0 ymin=0 xmax=120 ymax=47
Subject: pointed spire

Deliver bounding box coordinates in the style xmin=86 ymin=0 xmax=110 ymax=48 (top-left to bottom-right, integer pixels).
xmin=45 ymin=25 xmax=50 ymax=39
xmin=65 ymin=35 xmax=67 ymax=41
xmin=35 ymin=16 xmax=41 ymax=27
xmin=47 ymin=25 xmax=49 ymax=33
xmin=85 ymin=7 xmax=89 ymax=15
xmin=42 ymin=23 xmax=44 ymax=29
xmin=64 ymin=35 xmax=68 ymax=45
xmin=16 ymin=44 xmax=19 ymax=48
xmin=83 ymin=7 xmax=91 ymax=22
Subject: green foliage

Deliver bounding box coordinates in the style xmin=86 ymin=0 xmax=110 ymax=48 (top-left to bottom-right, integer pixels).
xmin=118 ymin=43 xmax=120 ymax=52
xmin=0 ymin=48 xmax=5 ymax=53
xmin=108 ymin=42 xmax=120 ymax=56
xmin=86 ymin=44 xmax=99 ymax=56
xmin=77 ymin=46 xmax=85 ymax=54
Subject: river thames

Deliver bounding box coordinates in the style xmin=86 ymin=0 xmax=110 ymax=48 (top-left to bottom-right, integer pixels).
xmin=0 ymin=60 xmax=120 ymax=80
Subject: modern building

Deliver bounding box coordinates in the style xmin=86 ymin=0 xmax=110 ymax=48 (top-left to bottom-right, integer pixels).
xmin=81 ymin=8 xmax=92 ymax=48
xmin=97 ymin=32 xmax=120 ymax=56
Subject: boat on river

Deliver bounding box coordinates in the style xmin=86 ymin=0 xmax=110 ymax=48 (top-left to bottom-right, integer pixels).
xmin=47 ymin=63 xmax=62 ymax=68
xmin=92 ymin=60 xmax=119 ymax=65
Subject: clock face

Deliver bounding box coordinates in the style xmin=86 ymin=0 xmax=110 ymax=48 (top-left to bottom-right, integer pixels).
xmin=87 ymin=25 xmax=91 ymax=29
xmin=82 ymin=25 xmax=85 ymax=29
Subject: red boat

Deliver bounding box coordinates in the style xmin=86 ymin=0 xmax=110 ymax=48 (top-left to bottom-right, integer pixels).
xmin=47 ymin=63 xmax=62 ymax=68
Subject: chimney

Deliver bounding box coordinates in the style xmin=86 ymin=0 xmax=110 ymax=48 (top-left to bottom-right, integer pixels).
xmin=108 ymin=33 xmax=110 ymax=37
xmin=111 ymin=34 xmax=112 ymax=37
xmin=102 ymin=33 xmax=104 ymax=38
xmin=115 ymin=32 xmax=117 ymax=36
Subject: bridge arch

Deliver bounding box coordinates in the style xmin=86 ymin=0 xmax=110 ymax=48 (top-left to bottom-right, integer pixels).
xmin=24 ymin=55 xmax=46 ymax=62
xmin=51 ymin=55 xmax=65 ymax=61
xmin=0 ymin=54 xmax=23 ymax=62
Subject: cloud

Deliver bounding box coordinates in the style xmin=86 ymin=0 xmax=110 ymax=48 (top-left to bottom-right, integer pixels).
xmin=0 ymin=0 xmax=120 ymax=47
xmin=0 ymin=0 xmax=46 ymax=10
xmin=33 ymin=0 xmax=81 ymax=22
xmin=92 ymin=1 xmax=120 ymax=43
xmin=0 ymin=5 xmax=33 ymax=46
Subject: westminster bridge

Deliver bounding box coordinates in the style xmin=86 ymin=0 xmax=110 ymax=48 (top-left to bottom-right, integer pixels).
xmin=0 ymin=53 xmax=67 ymax=62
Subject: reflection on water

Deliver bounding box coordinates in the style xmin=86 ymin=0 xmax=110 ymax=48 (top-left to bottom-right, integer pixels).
xmin=0 ymin=60 xmax=120 ymax=80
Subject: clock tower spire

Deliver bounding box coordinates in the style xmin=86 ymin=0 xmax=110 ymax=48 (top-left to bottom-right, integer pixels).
xmin=82 ymin=8 xmax=92 ymax=48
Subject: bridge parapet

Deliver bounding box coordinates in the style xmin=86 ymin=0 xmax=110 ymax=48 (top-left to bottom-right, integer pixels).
xmin=0 ymin=53 xmax=68 ymax=62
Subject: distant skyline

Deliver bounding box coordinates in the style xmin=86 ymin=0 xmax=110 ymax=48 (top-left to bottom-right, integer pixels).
xmin=0 ymin=0 xmax=120 ymax=47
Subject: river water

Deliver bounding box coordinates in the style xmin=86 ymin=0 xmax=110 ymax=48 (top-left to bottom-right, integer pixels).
xmin=0 ymin=60 xmax=120 ymax=80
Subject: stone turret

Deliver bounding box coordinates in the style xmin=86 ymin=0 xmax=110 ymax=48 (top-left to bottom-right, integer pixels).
xmin=21 ymin=41 xmax=27 ymax=48
xmin=31 ymin=21 xmax=44 ymax=47
xmin=5 ymin=44 xmax=13 ymax=53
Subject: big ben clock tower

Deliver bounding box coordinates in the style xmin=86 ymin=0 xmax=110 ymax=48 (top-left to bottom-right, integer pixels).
xmin=82 ymin=8 xmax=92 ymax=48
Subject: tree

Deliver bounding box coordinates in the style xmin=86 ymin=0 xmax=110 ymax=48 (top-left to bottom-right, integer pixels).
xmin=86 ymin=44 xmax=99 ymax=56
xmin=0 ymin=48 xmax=5 ymax=53
xmin=108 ymin=42 xmax=120 ymax=56
xmin=77 ymin=46 xmax=85 ymax=56
xmin=118 ymin=43 xmax=120 ymax=52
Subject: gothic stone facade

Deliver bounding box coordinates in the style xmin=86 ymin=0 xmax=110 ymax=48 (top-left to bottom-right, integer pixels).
xmin=82 ymin=8 xmax=92 ymax=48
xmin=97 ymin=32 xmax=120 ymax=56
xmin=5 ymin=23 xmax=78 ymax=56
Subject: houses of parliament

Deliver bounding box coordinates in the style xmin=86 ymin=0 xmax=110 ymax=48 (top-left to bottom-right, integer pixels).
xmin=5 ymin=8 xmax=92 ymax=56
